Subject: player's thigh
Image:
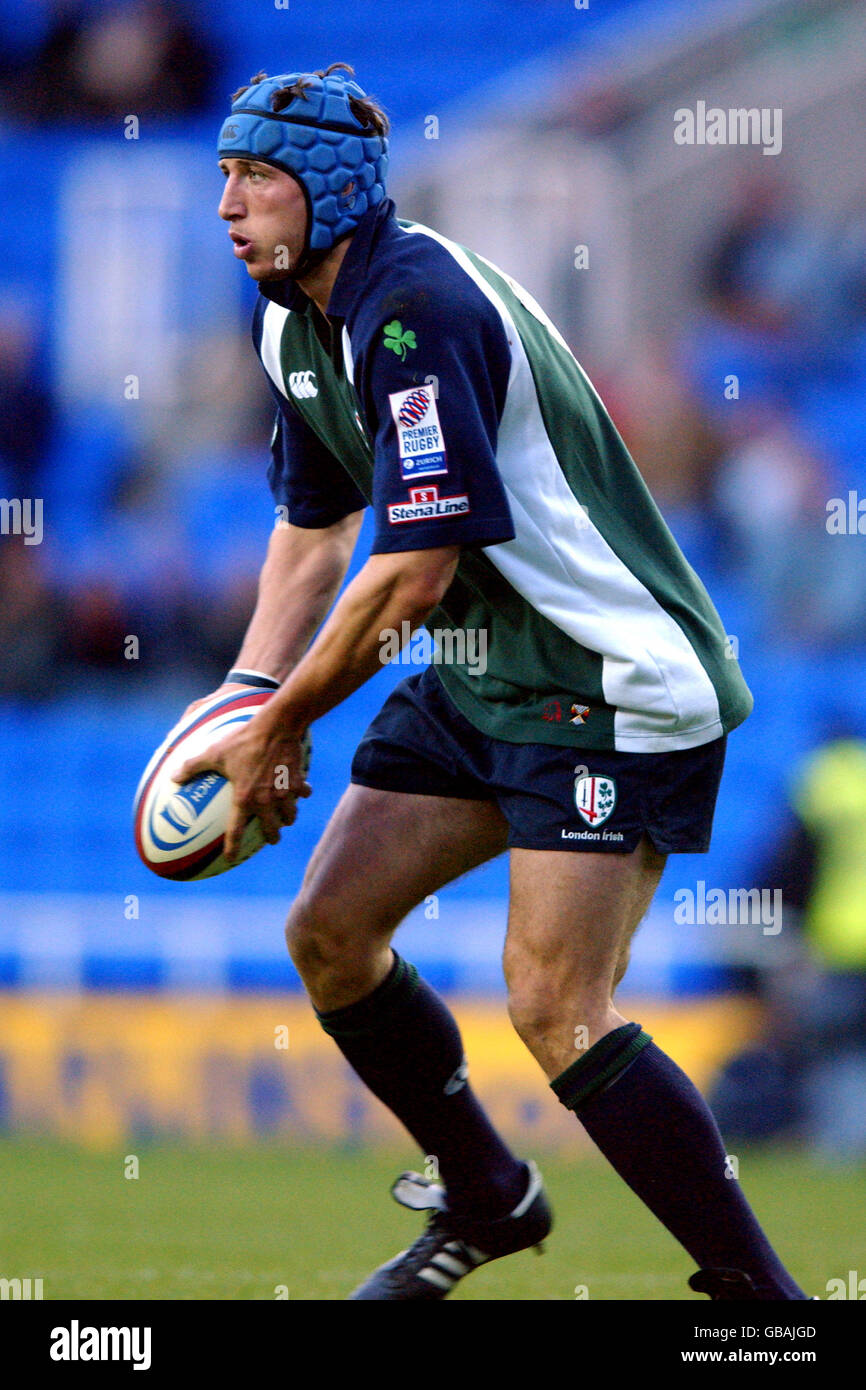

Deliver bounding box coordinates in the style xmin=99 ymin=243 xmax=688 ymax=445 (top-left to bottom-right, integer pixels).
xmin=293 ymin=782 xmax=509 ymax=940
xmin=503 ymin=835 xmax=667 ymax=1009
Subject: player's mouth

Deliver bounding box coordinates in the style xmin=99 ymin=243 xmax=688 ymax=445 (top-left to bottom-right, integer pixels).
xmin=229 ymin=231 xmax=255 ymax=260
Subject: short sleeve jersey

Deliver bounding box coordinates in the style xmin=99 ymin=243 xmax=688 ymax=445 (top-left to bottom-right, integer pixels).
xmin=252 ymin=198 xmax=753 ymax=753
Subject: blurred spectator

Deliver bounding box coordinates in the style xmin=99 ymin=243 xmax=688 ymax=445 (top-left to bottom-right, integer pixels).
xmin=601 ymin=338 xmax=723 ymax=512
xmin=64 ymin=577 xmax=133 ymax=672
xmin=0 ymin=296 xmax=54 ymax=497
xmin=701 ymin=177 xmax=802 ymax=335
xmin=825 ymin=199 xmax=866 ymax=333
xmin=597 ymin=339 xmax=731 ymax=573
xmin=710 ymin=736 xmax=866 ymax=1160
xmin=9 ymin=0 xmax=216 ymax=124
xmin=0 ymin=541 xmax=67 ymax=699
xmin=684 ymin=175 xmax=823 ymax=425
xmin=676 ymin=175 xmax=866 ymax=647
xmin=711 ymin=408 xmax=865 ymax=647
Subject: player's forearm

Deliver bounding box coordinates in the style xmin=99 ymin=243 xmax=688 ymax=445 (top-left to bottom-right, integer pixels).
xmin=259 ymin=547 xmax=459 ymax=734
xmin=233 ymin=514 xmax=362 ymax=682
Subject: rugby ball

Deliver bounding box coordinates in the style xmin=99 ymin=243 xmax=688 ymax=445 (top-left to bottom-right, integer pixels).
xmin=133 ymin=687 xmax=279 ymax=881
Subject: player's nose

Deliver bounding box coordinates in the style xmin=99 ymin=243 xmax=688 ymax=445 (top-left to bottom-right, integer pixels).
xmin=218 ymin=177 xmax=245 ymax=221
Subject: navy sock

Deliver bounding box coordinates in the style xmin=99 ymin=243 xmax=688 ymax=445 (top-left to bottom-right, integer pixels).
xmin=315 ymin=952 xmax=527 ymax=1219
xmin=553 ymin=1026 xmax=806 ymax=1299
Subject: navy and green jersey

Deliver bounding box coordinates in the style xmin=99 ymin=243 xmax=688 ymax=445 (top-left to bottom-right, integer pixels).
xmin=252 ymin=197 xmax=752 ymax=752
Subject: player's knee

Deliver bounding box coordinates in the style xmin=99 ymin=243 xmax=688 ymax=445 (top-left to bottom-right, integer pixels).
xmin=506 ymin=984 xmax=566 ymax=1052
xmin=286 ymin=893 xmax=339 ymax=971
xmin=284 ymin=891 xmax=373 ymax=982
xmin=506 ymin=975 xmax=613 ymax=1053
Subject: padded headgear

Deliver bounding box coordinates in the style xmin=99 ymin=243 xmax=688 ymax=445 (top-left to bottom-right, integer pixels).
xmin=218 ymin=67 xmax=388 ymax=275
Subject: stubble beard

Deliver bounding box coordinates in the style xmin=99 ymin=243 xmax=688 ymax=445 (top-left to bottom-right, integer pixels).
xmin=246 ymin=232 xmax=306 ymax=282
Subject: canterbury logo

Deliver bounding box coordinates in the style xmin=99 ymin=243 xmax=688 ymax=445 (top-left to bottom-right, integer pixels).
xmin=289 ymin=370 xmax=318 ymax=399
xmin=444 ymin=1058 xmax=469 ymax=1095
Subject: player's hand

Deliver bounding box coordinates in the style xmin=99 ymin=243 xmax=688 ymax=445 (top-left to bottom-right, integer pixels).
xmin=176 ymin=717 xmax=312 ymax=864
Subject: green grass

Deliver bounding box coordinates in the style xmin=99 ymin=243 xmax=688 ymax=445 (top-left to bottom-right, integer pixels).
xmin=0 ymin=1140 xmax=863 ymax=1300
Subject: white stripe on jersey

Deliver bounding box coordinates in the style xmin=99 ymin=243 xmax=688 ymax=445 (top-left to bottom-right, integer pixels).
xmin=342 ymin=324 xmax=356 ymax=385
xmin=260 ymin=301 xmax=291 ymax=399
xmin=400 ymin=222 xmax=723 ymax=753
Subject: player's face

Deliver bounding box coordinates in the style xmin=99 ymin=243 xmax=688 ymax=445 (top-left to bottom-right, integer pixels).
xmin=218 ymin=158 xmax=307 ymax=280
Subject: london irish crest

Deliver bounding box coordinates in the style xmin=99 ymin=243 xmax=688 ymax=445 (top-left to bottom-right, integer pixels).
xmin=574 ymin=774 xmax=617 ymax=828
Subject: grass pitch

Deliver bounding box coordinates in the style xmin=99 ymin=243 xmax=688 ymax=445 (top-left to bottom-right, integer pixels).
xmin=1 ymin=1140 xmax=863 ymax=1300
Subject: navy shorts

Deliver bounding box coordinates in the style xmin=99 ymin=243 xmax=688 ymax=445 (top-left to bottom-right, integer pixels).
xmin=350 ymin=666 xmax=727 ymax=854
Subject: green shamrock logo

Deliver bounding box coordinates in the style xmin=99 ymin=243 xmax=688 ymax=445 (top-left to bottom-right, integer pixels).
xmin=383 ymin=320 xmax=417 ymax=360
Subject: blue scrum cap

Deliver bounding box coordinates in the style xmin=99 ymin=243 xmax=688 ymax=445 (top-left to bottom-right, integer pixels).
xmin=217 ymin=66 xmax=388 ymax=261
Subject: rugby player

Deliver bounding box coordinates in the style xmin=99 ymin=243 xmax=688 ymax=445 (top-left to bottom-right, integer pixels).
xmin=179 ymin=64 xmax=807 ymax=1301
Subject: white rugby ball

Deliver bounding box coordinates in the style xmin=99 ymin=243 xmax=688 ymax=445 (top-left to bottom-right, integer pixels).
xmin=133 ymin=687 xmax=277 ymax=880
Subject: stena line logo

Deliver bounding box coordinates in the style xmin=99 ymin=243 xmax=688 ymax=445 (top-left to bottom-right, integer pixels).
xmin=289 ymin=370 xmax=317 ymax=399
xmin=388 ymin=485 xmax=470 ymax=524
